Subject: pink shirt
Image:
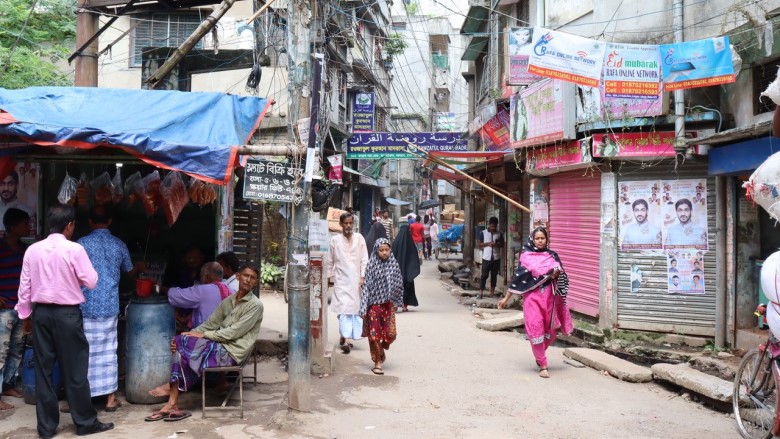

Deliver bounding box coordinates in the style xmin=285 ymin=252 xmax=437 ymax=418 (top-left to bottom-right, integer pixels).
xmin=15 ymin=233 xmax=98 ymax=319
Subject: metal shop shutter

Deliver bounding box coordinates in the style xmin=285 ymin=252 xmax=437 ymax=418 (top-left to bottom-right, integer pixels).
xmin=616 ymin=163 xmax=717 ymax=336
xmin=549 ymin=170 xmax=602 ymax=317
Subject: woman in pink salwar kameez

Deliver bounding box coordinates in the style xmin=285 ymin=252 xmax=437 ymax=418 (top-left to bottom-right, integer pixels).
xmin=498 ymin=227 xmax=573 ymax=378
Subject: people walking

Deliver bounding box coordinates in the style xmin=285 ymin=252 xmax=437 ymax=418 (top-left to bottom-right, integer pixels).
xmin=78 ymin=206 xmax=143 ymax=412
xmin=478 ymin=217 xmax=502 ymax=299
xmin=391 ymin=222 xmax=420 ymax=312
xmin=379 ymin=210 xmax=394 ymax=242
xmin=328 ymin=212 xmax=368 ymax=353
xmin=429 ymin=220 xmax=439 ymax=260
xmin=360 ymin=238 xmax=404 ymax=375
xmin=15 ymin=204 xmax=114 ymax=437
xmin=0 ymin=208 xmax=30 ymax=410
xmin=363 ymin=221 xmax=388 ymax=257
xmin=410 ymin=215 xmax=424 ymax=264
xmin=423 ymin=215 xmax=432 ymax=260
xmin=498 ymin=227 xmax=573 ymax=379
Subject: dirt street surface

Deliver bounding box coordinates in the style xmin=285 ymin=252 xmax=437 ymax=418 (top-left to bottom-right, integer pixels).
xmin=0 ymin=259 xmax=736 ymax=439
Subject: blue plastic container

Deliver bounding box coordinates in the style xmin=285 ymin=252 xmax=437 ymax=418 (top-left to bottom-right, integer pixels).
xmin=125 ymin=296 xmax=175 ymax=404
xmin=22 ymin=347 xmax=61 ymax=405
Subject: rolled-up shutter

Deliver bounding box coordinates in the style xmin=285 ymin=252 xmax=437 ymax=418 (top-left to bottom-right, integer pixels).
xmin=549 ymin=171 xmax=602 ymax=316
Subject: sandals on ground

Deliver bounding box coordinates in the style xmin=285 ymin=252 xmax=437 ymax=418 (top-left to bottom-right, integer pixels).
xmin=164 ymin=409 xmax=192 ymax=422
xmin=105 ymin=400 xmax=122 ymax=412
xmin=539 ymin=368 xmax=550 ymax=378
xmin=144 ymin=410 xmax=171 ymax=422
xmin=371 ymin=367 xmax=384 ymax=375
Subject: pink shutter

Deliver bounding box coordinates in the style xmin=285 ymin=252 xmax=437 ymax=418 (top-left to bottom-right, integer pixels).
xmin=549 ymin=171 xmax=601 ymax=317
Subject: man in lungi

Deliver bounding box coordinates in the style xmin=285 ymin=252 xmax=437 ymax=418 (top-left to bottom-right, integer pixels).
xmin=328 ymin=212 xmax=367 ymax=354
xmin=78 ymin=206 xmax=143 ymax=412
xmin=144 ymin=264 xmax=263 ymax=422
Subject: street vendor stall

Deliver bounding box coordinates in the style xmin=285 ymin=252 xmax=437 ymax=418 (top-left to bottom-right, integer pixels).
xmin=0 ymin=86 xmax=271 ymax=403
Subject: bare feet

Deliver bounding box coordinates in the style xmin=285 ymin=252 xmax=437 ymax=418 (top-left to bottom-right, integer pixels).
xmin=1 ymin=388 xmax=22 ymax=398
xmin=0 ymin=400 xmax=14 ymax=410
xmin=148 ymin=383 xmax=171 ymax=397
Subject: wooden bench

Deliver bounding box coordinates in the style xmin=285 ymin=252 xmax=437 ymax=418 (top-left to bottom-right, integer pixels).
xmin=201 ymin=345 xmax=258 ymax=419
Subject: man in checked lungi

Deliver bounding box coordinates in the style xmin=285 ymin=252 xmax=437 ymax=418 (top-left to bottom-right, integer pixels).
xmin=144 ymin=263 xmax=263 ymax=422
xmin=78 ymin=206 xmax=143 ymax=412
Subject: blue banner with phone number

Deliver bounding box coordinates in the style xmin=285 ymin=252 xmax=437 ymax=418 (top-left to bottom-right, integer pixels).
xmin=659 ymin=36 xmax=735 ymax=91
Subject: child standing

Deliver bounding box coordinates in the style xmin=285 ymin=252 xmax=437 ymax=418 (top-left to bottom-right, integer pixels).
xmin=360 ymin=238 xmax=404 ymax=375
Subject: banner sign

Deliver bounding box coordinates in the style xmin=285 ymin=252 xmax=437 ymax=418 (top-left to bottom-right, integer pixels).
xmin=577 ymin=86 xmax=666 ymax=122
xmin=507 ymin=27 xmax=543 ymax=85
xmin=603 ymin=42 xmax=661 ymax=98
xmin=482 ymin=107 xmax=511 ymax=151
xmin=530 ymin=178 xmax=549 ymax=231
xmin=528 ymin=27 xmax=608 ymax=87
xmin=666 ymin=251 xmax=706 ymax=295
xmin=618 ymin=179 xmax=708 ymax=251
xmin=351 ymin=92 xmax=375 ymax=132
xmin=592 ymin=132 xmax=678 ymax=159
xmin=511 ymin=79 xmax=576 ymax=148
xmin=347 ymin=132 xmax=468 ymax=159
xmin=327 ymin=154 xmax=343 ymax=184
xmin=526 ymin=138 xmax=592 ymax=173
xmin=660 ymin=37 xmax=735 ymax=91
xmin=242 ymin=159 xmax=304 ymax=203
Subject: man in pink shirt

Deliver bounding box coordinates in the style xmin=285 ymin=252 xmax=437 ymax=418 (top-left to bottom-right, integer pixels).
xmin=16 ymin=204 xmax=114 ymax=438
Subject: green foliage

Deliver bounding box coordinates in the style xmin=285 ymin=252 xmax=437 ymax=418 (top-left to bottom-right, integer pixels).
xmin=0 ymin=0 xmax=76 ymax=89
xmin=384 ymin=33 xmax=408 ymax=57
xmin=260 ymin=261 xmax=284 ymax=285
xmin=404 ymin=2 xmax=419 ymax=16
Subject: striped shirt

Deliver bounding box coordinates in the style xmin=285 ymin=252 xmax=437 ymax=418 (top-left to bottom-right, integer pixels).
xmin=0 ymin=238 xmax=26 ymax=309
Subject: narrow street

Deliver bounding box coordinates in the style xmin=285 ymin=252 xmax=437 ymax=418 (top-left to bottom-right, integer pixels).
xmin=0 ymin=257 xmax=737 ymax=439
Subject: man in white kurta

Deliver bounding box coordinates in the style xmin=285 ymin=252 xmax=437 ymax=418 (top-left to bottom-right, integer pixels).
xmin=328 ymin=213 xmax=367 ymax=354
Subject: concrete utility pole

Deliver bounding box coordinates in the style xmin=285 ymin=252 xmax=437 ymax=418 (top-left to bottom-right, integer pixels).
xmin=74 ymin=0 xmax=99 ymax=86
xmin=285 ymin=0 xmax=314 ymax=412
xmin=673 ymin=0 xmax=685 ymax=150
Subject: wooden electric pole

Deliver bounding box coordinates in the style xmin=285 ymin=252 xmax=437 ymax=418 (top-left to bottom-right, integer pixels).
xmin=74 ymin=0 xmax=99 ymax=86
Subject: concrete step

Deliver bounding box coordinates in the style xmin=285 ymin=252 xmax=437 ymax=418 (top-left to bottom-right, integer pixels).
xmin=476 ymin=312 xmax=524 ymax=331
xmin=563 ymin=347 xmax=653 ymax=383
xmin=651 ymin=363 xmax=733 ymax=403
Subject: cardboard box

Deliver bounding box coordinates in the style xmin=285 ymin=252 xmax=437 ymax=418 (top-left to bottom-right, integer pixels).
xmin=444 ymin=204 xmax=457 ymax=212
xmin=441 ymin=213 xmax=455 ymax=222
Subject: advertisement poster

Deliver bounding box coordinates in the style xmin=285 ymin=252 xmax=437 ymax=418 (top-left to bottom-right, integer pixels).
xmin=526 ymin=139 xmax=592 ymax=175
xmin=592 ymin=132 xmax=678 ymax=159
xmin=482 ymin=107 xmax=511 ymax=151
xmin=529 ymin=178 xmax=549 ymax=232
xmin=507 ymin=27 xmax=543 ymax=85
xmin=630 ymin=263 xmax=643 ymax=293
xmin=603 ymin=42 xmax=661 ymax=99
xmin=528 ymin=27 xmax=608 ymax=87
xmin=662 ymin=179 xmax=708 ymax=250
xmin=0 ymin=162 xmax=38 ymax=237
xmin=666 ymin=250 xmax=706 ymax=295
xmin=618 ymin=180 xmax=663 ymax=251
xmin=659 ymin=37 xmax=735 ymax=91
xmin=351 ymin=92 xmax=375 ymax=132
xmin=510 ymin=79 xmax=576 ymax=148
xmin=327 ymin=154 xmax=343 ymax=185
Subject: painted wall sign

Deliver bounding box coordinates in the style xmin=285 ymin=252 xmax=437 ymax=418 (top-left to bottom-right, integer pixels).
xmin=347 ymin=132 xmax=468 ymax=159
xmin=660 ymin=37 xmax=735 ymax=91
xmin=510 ymin=79 xmax=576 ymax=148
xmin=528 ymin=27 xmax=607 ymax=87
xmin=351 ymin=92 xmax=375 ymax=132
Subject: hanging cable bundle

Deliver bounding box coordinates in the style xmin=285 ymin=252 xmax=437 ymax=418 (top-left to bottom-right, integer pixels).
xmin=246 ymin=64 xmax=262 ymax=93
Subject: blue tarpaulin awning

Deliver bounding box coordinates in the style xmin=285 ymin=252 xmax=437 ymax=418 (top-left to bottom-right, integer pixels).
xmin=0 ymin=87 xmax=271 ymax=184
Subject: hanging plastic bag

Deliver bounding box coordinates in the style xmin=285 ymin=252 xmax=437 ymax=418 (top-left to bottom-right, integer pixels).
xmin=111 ymin=168 xmax=123 ymax=204
xmin=124 ymin=171 xmax=143 ymax=206
xmin=161 ymin=172 xmax=189 ymax=225
xmin=77 ymin=173 xmax=90 ymax=208
xmin=188 ymin=179 xmax=217 ymax=206
xmin=90 ymin=172 xmax=114 ymax=207
xmin=57 ymin=173 xmax=78 ymax=205
xmin=141 ymin=170 xmax=162 ymax=216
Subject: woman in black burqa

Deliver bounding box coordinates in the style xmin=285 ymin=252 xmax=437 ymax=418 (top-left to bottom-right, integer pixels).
xmin=391 ymin=223 xmax=420 ymax=311
xmin=363 ymin=221 xmax=388 ymax=256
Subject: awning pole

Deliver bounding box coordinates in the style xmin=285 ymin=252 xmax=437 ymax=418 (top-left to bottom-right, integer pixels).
xmin=403 ymin=141 xmax=530 ymax=213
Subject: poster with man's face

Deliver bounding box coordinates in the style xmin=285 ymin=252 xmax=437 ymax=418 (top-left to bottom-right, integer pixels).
xmin=666 ymin=250 xmax=705 ymax=295
xmin=618 ymin=181 xmax=662 ymax=250
xmin=0 ymin=162 xmax=38 ymax=237
xmin=662 ymin=179 xmax=707 ymax=250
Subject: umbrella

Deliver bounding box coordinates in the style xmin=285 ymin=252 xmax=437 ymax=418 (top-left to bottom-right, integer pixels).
xmin=418 ymin=199 xmax=440 ymax=210
xmin=386 ymin=197 xmax=412 ymax=206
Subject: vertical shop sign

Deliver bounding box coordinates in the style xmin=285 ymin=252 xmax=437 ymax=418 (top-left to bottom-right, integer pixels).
xmin=352 ymin=92 xmax=375 ymax=132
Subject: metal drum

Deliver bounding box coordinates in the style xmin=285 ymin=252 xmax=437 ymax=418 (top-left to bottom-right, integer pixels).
xmin=125 ymin=296 xmax=174 ymax=404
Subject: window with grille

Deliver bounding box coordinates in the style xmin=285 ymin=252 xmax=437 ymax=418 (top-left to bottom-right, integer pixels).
xmin=130 ymin=13 xmax=205 ymax=67
xmin=754 ymin=61 xmax=779 ymax=115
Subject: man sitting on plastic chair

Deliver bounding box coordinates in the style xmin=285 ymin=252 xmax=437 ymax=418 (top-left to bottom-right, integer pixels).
xmin=144 ymin=264 xmax=263 ymax=422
